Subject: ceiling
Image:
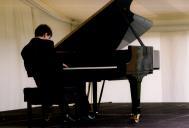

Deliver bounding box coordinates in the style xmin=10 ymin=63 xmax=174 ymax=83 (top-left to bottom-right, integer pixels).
xmin=38 ymin=0 xmax=189 ymax=26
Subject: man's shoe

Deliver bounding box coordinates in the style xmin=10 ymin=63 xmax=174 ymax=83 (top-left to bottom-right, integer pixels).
xmin=64 ymin=114 xmax=76 ymax=123
xmin=44 ymin=112 xmax=52 ymax=122
xmin=78 ymin=114 xmax=95 ymax=122
xmin=87 ymin=114 xmax=95 ymax=120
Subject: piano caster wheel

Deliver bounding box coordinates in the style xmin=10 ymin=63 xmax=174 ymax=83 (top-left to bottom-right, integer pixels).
xmin=129 ymin=113 xmax=141 ymax=123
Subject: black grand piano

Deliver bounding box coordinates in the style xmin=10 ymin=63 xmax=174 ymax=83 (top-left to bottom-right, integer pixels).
xmin=55 ymin=0 xmax=160 ymax=123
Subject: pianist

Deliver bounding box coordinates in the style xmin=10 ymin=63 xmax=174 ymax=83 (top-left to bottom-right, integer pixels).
xmin=21 ymin=24 xmax=93 ymax=122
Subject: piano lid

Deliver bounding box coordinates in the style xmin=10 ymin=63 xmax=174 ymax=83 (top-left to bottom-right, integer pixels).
xmin=55 ymin=0 xmax=152 ymax=51
xmin=117 ymin=14 xmax=153 ymax=49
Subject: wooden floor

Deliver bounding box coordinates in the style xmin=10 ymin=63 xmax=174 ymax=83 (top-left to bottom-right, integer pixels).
xmin=1 ymin=103 xmax=189 ymax=128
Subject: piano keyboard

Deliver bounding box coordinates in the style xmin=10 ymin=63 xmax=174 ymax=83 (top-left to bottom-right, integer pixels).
xmin=63 ymin=66 xmax=118 ymax=70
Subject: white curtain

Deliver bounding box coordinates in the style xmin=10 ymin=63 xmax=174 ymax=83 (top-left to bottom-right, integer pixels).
xmin=0 ymin=0 xmax=72 ymax=111
xmin=0 ymin=0 xmax=34 ymax=111
xmin=160 ymin=31 xmax=189 ymax=102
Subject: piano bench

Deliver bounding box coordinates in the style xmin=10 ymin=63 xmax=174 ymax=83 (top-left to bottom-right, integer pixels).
xmin=23 ymin=87 xmax=65 ymax=128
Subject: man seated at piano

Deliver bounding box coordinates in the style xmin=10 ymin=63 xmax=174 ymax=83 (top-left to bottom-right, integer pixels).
xmin=21 ymin=24 xmax=94 ymax=122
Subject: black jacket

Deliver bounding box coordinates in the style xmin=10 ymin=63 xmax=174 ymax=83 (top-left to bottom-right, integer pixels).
xmin=21 ymin=38 xmax=62 ymax=77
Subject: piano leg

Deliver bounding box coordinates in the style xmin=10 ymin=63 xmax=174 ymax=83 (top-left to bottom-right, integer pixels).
xmin=92 ymin=81 xmax=98 ymax=114
xmin=128 ymin=75 xmax=143 ymax=123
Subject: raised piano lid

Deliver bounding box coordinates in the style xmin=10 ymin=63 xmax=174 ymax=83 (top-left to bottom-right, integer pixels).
xmin=117 ymin=14 xmax=153 ymax=49
xmin=55 ymin=0 xmax=152 ymax=51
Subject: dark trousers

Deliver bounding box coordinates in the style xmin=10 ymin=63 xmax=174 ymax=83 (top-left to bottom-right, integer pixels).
xmin=64 ymin=81 xmax=90 ymax=117
xmin=33 ymin=73 xmax=90 ymax=117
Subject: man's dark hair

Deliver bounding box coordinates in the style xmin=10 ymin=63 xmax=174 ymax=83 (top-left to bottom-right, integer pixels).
xmin=34 ymin=24 xmax=52 ymax=37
